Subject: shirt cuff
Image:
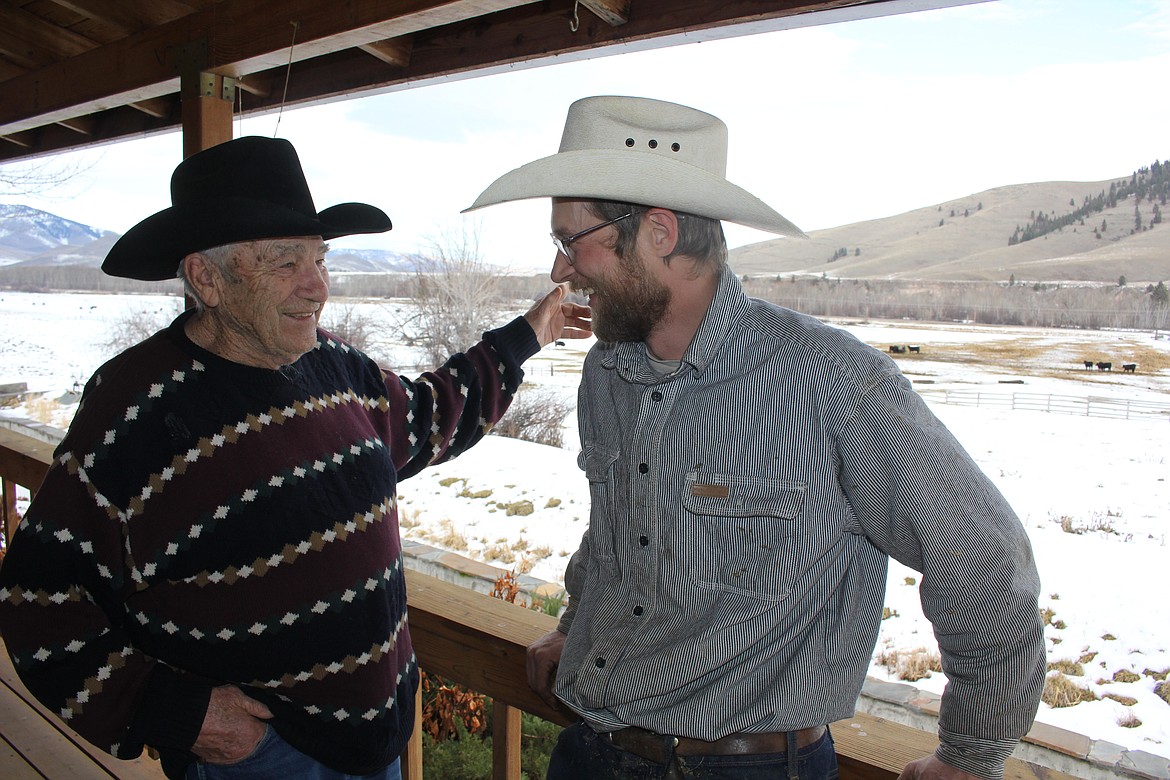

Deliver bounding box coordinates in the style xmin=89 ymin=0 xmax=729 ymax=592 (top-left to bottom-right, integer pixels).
xmin=936 ymin=727 xmax=1019 ymax=780
xmin=131 ymin=663 xmax=215 ymax=752
xmin=483 ymin=316 xmax=541 ymax=393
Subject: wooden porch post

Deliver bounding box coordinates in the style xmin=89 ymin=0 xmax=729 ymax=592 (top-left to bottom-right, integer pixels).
xmin=179 ymin=70 xmax=235 ymax=159
xmin=492 ymin=703 xmax=522 ymax=780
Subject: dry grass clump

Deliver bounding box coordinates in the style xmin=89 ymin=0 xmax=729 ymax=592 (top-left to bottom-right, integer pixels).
xmin=876 ymin=647 xmax=941 ymax=682
xmin=1112 ymin=669 xmax=1141 ymax=683
xmin=482 ymin=543 xmax=515 ymax=564
xmin=1079 ymin=651 xmax=1097 ymax=664
xmin=1144 ymin=668 xmax=1169 ymax=681
xmin=1042 ymin=673 xmax=1098 ymax=708
xmin=1156 ymin=682 xmax=1170 ymax=706
xmin=544 ymin=498 xmax=562 ymax=508
xmin=503 ymin=500 xmax=534 ymax=517
xmin=1105 ymin=693 xmax=1138 ymax=707
xmin=1048 ymin=659 xmax=1083 ymax=676
xmin=1058 ymin=513 xmax=1118 ymax=536
xmin=459 ymin=487 xmax=493 ymax=499
xmin=412 ymin=519 xmax=468 ymax=551
xmin=1117 ymin=712 xmax=1142 ymax=728
xmin=903 ymin=576 xmax=916 ymax=586
xmin=399 ymin=507 xmax=420 ymax=529
xmin=882 ymin=607 xmax=899 ymax=620
xmin=1039 ymin=607 xmax=1057 ymax=626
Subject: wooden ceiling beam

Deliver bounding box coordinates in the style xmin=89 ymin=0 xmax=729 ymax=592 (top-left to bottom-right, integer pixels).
xmin=580 ymin=0 xmax=632 ymax=26
xmin=0 ymin=0 xmax=540 ymax=137
xmin=2 ymin=132 xmax=35 ymax=149
xmin=128 ymin=96 xmax=177 ymax=118
xmin=358 ymin=37 xmax=414 ymax=68
xmin=224 ymin=0 xmax=874 ymax=117
xmin=42 ymin=0 xmax=154 ymax=36
xmin=55 ymin=115 xmax=97 ymax=135
xmin=3 ymin=2 xmax=98 ymax=58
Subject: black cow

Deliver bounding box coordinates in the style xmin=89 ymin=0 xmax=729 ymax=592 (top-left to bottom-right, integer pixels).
xmin=1083 ymin=360 xmax=1094 ymax=369
xmin=1122 ymin=363 xmax=1137 ymax=373
xmin=889 ymin=345 xmax=906 ymax=354
xmin=1096 ymin=361 xmax=1112 ymax=371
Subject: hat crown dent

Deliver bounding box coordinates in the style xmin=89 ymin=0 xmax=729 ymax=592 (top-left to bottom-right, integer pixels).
xmin=560 ymin=96 xmax=729 ymax=178
xmin=170 ymin=136 xmax=318 ymax=217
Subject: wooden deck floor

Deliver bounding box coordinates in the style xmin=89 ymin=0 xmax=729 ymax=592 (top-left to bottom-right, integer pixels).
xmin=0 ymin=638 xmax=165 ymax=779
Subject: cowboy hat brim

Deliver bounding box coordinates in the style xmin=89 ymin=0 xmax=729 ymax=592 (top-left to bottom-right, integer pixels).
xmin=463 ymin=149 xmax=806 ymax=239
xmin=102 ymin=198 xmax=391 ymax=281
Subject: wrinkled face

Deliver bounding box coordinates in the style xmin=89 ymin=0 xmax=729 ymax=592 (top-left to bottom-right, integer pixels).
xmin=208 ymin=236 xmax=330 ymax=368
xmin=550 ymin=199 xmax=670 ymax=344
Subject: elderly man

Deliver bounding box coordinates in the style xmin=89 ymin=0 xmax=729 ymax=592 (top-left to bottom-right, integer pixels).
xmin=0 ymin=136 xmax=588 ymax=780
xmin=465 ymin=96 xmax=1045 ymax=780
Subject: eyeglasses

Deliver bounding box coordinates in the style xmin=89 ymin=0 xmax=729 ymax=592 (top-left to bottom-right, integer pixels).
xmin=550 ymin=212 xmax=633 ymax=265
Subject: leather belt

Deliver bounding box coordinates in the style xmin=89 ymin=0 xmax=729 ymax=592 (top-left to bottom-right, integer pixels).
xmin=605 ymin=724 xmax=826 ymax=764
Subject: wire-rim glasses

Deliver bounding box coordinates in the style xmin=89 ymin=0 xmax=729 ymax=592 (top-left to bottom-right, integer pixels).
xmin=550 ymin=212 xmax=633 ymax=265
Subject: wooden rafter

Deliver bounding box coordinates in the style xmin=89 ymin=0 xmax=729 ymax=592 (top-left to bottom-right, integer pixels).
xmin=580 ymin=0 xmax=633 ymax=26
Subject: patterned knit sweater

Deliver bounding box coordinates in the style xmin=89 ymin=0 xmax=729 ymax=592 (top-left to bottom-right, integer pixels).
xmin=0 ymin=310 xmax=537 ymax=777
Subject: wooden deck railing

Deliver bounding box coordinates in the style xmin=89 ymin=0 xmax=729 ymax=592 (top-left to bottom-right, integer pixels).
xmin=0 ymin=424 xmax=1073 ymax=780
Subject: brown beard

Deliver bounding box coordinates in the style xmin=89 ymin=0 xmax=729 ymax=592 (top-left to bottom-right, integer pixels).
xmin=586 ymin=249 xmax=671 ymax=344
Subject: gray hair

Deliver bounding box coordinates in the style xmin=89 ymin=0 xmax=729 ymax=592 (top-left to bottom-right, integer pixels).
xmin=586 ymin=200 xmax=727 ymax=273
xmin=176 ymin=243 xmax=240 ymax=311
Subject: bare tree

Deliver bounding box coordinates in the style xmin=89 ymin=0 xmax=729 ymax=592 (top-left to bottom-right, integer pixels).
xmin=398 ymin=222 xmax=507 ymax=366
xmin=0 ymin=156 xmax=97 ymax=197
xmin=320 ymin=299 xmax=386 ymax=358
xmin=493 ymin=387 xmax=575 ymax=448
xmin=100 ymin=298 xmax=184 ymax=356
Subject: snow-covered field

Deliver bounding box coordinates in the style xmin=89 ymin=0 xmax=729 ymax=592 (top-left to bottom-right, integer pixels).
xmin=2 ymin=290 xmax=1169 ymax=760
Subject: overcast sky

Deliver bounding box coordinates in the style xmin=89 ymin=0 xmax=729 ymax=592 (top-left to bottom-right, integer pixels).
xmin=3 ymin=0 xmax=1168 ymax=273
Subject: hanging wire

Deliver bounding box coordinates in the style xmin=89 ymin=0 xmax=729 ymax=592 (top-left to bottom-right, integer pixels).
xmin=569 ymin=0 xmax=580 ymax=32
xmin=272 ymin=20 xmax=299 ymax=137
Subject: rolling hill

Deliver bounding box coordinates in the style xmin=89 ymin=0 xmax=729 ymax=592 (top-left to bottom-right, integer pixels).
xmin=731 ymin=176 xmax=1169 ymax=284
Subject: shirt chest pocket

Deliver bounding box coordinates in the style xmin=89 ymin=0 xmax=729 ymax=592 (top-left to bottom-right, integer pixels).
xmin=581 ymin=444 xmax=623 ymax=562
xmin=680 ymin=471 xmax=807 ymax=602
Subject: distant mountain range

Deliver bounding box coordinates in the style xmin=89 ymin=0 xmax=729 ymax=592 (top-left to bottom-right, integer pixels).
xmin=0 ymin=204 xmax=419 ymax=274
xmin=730 ymin=165 xmax=1169 ymax=284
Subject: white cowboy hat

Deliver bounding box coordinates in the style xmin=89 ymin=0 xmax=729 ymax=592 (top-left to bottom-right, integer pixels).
xmin=464 ymin=95 xmax=805 ymax=238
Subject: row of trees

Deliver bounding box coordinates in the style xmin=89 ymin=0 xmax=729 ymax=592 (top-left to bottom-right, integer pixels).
xmin=741 ymin=275 xmax=1170 ymax=331
xmin=1008 ymin=158 xmax=1169 ymax=245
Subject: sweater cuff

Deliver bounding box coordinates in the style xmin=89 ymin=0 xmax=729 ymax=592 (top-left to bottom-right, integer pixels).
xmin=483 ymin=316 xmax=541 ymax=393
xmin=132 ymin=663 xmax=215 ymax=752
xmin=936 ymin=727 xmax=1018 ymax=780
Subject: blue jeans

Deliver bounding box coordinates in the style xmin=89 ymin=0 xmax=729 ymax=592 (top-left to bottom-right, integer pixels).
xmin=547 ymin=722 xmax=839 ymax=780
xmin=185 ymin=726 xmax=402 ymax=780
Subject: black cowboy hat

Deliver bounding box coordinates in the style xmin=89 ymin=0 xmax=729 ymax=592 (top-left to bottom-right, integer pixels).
xmin=102 ymin=136 xmax=392 ymax=281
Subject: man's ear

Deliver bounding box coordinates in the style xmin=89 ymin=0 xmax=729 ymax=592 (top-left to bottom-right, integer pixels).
xmin=642 ymin=208 xmax=680 ymax=260
xmin=182 ymin=253 xmax=222 ymax=309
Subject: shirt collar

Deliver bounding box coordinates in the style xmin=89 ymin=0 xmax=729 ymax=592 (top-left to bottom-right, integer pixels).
xmin=598 ymin=266 xmax=750 ymax=381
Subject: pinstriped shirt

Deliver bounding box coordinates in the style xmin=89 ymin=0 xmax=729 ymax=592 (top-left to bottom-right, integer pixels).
xmin=554 ymin=269 xmax=1044 ymax=780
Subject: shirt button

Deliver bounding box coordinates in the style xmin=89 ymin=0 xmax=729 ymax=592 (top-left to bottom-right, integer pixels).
xmin=633 ymin=605 xmax=644 ymax=616
xmin=639 ymin=535 xmax=649 ymax=546
xmin=638 ymin=462 xmax=649 ymax=474
xmin=595 ymin=657 xmax=606 ymax=668
xmin=651 ymin=391 xmax=663 ymax=401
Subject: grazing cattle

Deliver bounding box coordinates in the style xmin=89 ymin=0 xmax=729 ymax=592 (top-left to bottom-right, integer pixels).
xmin=1096 ymin=361 xmax=1112 ymax=371
xmin=1083 ymin=360 xmax=1094 ymax=369
xmin=889 ymin=345 xmax=906 ymax=354
xmin=1123 ymin=363 xmax=1137 ymax=373
xmin=908 ymin=345 xmax=921 ymax=353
